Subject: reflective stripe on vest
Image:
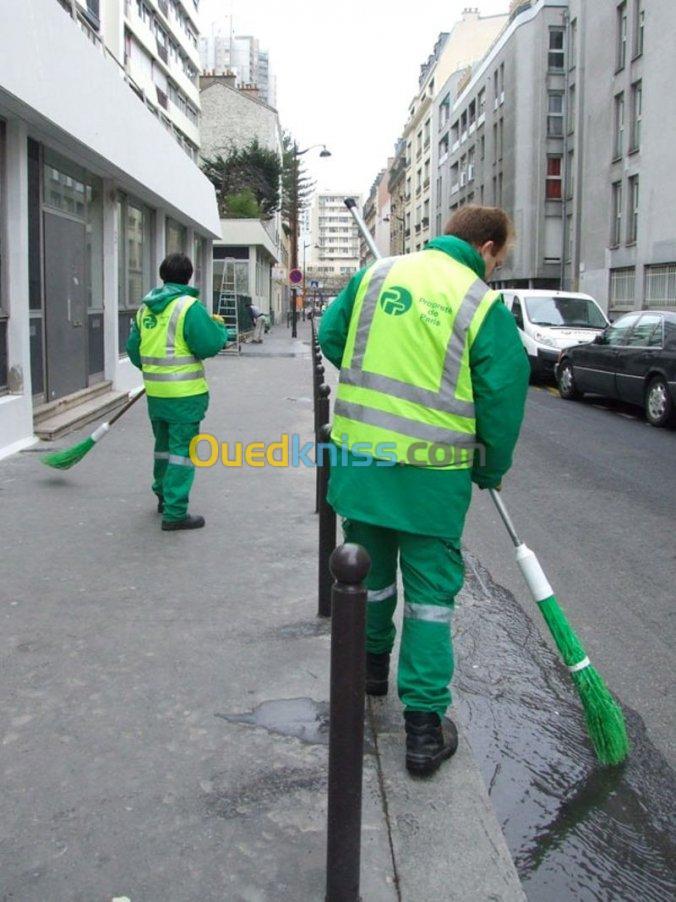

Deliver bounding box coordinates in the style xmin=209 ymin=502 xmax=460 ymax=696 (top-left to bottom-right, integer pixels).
xmin=138 ymin=296 xmax=208 ymax=398
xmin=332 ymin=251 xmax=499 ymax=470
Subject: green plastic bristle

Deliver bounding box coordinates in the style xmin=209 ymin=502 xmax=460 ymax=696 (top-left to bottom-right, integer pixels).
xmin=41 ymin=437 xmax=95 ymax=470
xmin=538 ymin=595 xmax=630 ymax=766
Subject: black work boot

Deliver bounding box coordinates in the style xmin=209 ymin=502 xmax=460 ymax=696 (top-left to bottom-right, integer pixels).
xmin=404 ymin=711 xmax=458 ymax=777
xmin=366 ymin=652 xmax=390 ymax=696
xmin=162 ymin=514 xmax=205 ymax=531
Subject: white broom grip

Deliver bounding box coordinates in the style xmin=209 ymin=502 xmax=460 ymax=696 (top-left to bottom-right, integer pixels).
xmin=515 ymin=544 xmax=554 ymax=602
xmin=91 ymin=423 xmax=110 ymax=443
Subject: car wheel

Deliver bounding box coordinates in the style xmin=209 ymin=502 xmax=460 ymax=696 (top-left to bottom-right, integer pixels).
xmin=557 ymin=360 xmax=580 ymax=400
xmin=645 ymin=376 xmax=673 ymax=427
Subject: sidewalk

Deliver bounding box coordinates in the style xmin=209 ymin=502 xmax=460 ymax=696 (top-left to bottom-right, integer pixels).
xmin=0 ymin=323 xmax=524 ymax=901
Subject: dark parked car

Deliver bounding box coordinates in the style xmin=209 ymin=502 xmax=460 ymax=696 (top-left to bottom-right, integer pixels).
xmin=556 ymin=310 xmax=676 ymax=427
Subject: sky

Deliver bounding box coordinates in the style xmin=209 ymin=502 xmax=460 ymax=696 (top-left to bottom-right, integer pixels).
xmin=199 ymin=0 xmax=510 ymax=198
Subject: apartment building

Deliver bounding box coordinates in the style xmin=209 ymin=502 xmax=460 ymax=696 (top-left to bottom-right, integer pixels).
xmin=435 ymin=0 xmax=570 ymax=289
xmin=65 ymin=0 xmax=203 ymax=160
xmin=568 ymin=0 xmax=675 ymax=313
xmin=0 ymin=0 xmax=220 ymax=459
xmin=199 ymin=24 xmax=277 ymax=107
xmin=308 ymin=193 xmax=362 ymax=292
xmin=400 ymin=9 xmax=508 ymax=254
xmin=359 ymin=166 xmax=392 ymax=267
xmin=387 ymin=139 xmax=407 ymax=256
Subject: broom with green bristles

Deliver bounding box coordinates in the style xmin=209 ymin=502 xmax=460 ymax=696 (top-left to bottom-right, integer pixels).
xmin=489 ymin=489 xmax=629 ymax=766
xmin=344 ymin=195 xmax=630 ymax=768
xmin=42 ymin=387 xmax=145 ymax=471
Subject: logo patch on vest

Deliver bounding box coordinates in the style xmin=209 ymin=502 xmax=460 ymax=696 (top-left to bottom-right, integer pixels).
xmin=142 ymin=313 xmax=158 ymax=329
xmin=379 ymin=286 xmax=413 ymax=316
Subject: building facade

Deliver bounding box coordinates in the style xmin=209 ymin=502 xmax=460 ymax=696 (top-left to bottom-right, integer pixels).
xmin=401 ymin=9 xmax=509 ymax=254
xmin=388 ymin=138 xmax=407 ymax=256
xmin=308 ymin=193 xmax=362 ymax=294
xmin=359 ymin=167 xmax=392 ymax=267
xmin=437 ymin=0 xmax=570 ymax=290
xmin=568 ymin=0 xmax=675 ymax=314
xmin=199 ymin=75 xmax=286 ymax=324
xmin=83 ymin=0 xmax=203 ymax=160
xmin=0 ymin=0 xmax=220 ymax=459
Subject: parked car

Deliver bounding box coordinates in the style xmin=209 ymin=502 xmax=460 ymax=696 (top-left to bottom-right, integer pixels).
xmin=502 ymin=290 xmax=610 ymax=379
xmin=556 ymin=310 xmax=676 ymax=426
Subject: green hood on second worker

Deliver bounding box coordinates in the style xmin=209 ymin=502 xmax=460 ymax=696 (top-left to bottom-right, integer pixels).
xmin=140 ymin=282 xmax=200 ymax=313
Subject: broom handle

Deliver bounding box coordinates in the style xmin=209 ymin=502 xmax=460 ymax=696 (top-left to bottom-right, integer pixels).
xmin=344 ymin=199 xmax=526 ymax=553
xmin=107 ymin=387 xmax=146 ymax=427
xmin=488 ymin=489 xmax=522 ymax=547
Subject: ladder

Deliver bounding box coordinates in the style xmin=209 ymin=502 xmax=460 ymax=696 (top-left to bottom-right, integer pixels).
xmin=216 ymin=259 xmax=241 ymax=356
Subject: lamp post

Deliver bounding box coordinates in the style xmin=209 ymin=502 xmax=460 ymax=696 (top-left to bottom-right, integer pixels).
xmin=290 ymin=143 xmax=331 ymax=338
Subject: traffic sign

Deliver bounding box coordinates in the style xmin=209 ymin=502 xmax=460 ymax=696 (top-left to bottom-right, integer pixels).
xmin=310 ymin=279 xmax=320 ymax=289
xmin=289 ymin=268 xmax=303 ymax=285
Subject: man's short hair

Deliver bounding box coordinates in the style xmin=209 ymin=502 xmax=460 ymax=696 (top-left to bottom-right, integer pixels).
xmin=443 ymin=205 xmax=513 ymax=251
xmin=159 ymin=253 xmax=193 ymax=285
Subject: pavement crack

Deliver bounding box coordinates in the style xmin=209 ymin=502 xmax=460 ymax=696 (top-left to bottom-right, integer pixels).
xmin=367 ymin=697 xmax=403 ymax=902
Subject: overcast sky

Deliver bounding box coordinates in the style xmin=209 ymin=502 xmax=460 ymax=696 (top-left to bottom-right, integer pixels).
xmin=199 ymin=0 xmax=509 ymax=197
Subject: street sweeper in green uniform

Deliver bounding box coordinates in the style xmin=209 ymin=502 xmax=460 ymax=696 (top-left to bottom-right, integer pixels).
xmin=319 ymin=205 xmax=530 ymax=776
xmin=126 ymin=252 xmax=227 ymax=531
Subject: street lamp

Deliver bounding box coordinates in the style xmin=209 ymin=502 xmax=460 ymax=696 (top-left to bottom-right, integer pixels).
xmin=290 ymin=143 xmax=331 ymax=338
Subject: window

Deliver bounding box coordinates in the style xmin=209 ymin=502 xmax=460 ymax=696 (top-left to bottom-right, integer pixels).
xmin=546 ymin=156 xmax=562 ymax=200
xmin=549 ymin=28 xmax=564 ymax=71
xmin=450 ymin=163 xmax=459 ymax=194
xmin=627 ymin=175 xmax=639 ymax=243
xmin=497 ymin=172 xmax=503 ymax=206
xmin=478 ymin=87 xmax=486 ymax=119
xmin=480 ymin=135 xmax=485 ymax=161
xmin=117 ymin=195 xmax=153 ymax=353
xmin=606 ymin=312 xmax=640 ymax=343
xmin=451 ymin=121 xmax=459 ymax=147
xmin=493 ymin=69 xmax=499 ymax=100
xmin=498 ymin=119 xmax=504 ymax=160
xmin=166 ymin=217 xmax=186 ymax=254
xmin=617 ymin=2 xmax=627 ymax=70
xmin=630 ymin=81 xmax=642 ymax=152
xmin=438 ymin=134 xmax=449 ymax=163
xmin=439 ymin=94 xmax=450 ymax=128
xmin=626 ymin=313 xmax=661 ymax=346
xmin=611 ymin=181 xmax=623 ymax=246
xmin=569 ymin=18 xmax=577 ymax=68
xmin=547 ymin=93 xmax=564 ymax=136
xmin=499 ymin=62 xmax=505 ymax=99
xmin=645 ymin=264 xmax=676 ymax=308
xmin=633 ymin=0 xmax=644 ymax=57
xmin=493 ymin=122 xmax=498 ymax=164
xmin=609 ymin=268 xmax=636 ymax=309
xmin=613 ymin=92 xmax=625 ymax=160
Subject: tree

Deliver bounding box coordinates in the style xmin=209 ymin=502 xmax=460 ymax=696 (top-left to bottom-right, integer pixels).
xmin=202 ymin=139 xmax=282 ymax=220
xmin=281 ymin=132 xmax=315 ymax=237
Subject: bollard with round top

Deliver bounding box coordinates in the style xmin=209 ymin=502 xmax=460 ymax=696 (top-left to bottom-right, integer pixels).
xmin=325 ymin=542 xmax=370 ymax=902
xmin=317 ymin=423 xmax=336 ymax=617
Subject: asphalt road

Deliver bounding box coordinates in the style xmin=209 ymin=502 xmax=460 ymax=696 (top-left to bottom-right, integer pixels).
xmin=463 ymin=385 xmax=676 ymax=767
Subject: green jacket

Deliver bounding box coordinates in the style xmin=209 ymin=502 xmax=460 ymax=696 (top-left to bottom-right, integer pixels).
xmin=318 ymin=236 xmax=529 ymax=540
xmin=126 ymin=283 xmax=227 ymax=424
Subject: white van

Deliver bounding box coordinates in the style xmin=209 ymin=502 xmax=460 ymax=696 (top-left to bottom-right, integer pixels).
xmin=501 ymin=290 xmax=610 ymax=379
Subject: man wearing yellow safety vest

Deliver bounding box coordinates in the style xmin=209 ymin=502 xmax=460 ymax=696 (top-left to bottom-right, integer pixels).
xmin=318 ymin=206 xmax=529 ymax=776
xmin=126 ymin=253 xmax=227 ymax=531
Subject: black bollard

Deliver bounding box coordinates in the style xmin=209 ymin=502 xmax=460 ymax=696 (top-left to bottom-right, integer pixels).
xmin=325 ymin=543 xmax=371 ymax=902
xmin=315 ymin=383 xmax=330 ymax=514
xmin=317 ymin=423 xmax=336 ymax=618
xmin=314 ymin=366 xmax=326 ymax=435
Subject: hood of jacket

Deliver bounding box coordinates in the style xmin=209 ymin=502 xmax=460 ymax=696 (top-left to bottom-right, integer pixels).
xmin=424 ymin=235 xmax=487 ymax=281
xmin=141 ymin=283 xmax=199 ymax=313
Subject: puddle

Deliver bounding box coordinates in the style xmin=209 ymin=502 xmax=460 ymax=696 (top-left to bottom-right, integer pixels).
xmin=456 ymin=552 xmax=676 ymax=901
xmin=217 ymin=698 xmax=331 ymax=745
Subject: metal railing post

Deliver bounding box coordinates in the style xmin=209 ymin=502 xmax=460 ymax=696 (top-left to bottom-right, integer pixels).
xmin=325 ymin=543 xmax=371 ymax=902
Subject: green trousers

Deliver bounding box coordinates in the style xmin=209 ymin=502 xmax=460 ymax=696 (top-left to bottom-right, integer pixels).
xmin=151 ymin=420 xmax=200 ymax=522
xmin=343 ymin=519 xmax=465 ymax=718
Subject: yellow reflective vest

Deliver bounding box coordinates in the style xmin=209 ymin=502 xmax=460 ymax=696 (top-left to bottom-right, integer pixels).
xmin=137 ymin=296 xmax=208 ymax=398
xmin=332 ymin=250 xmax=499 ymax=470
